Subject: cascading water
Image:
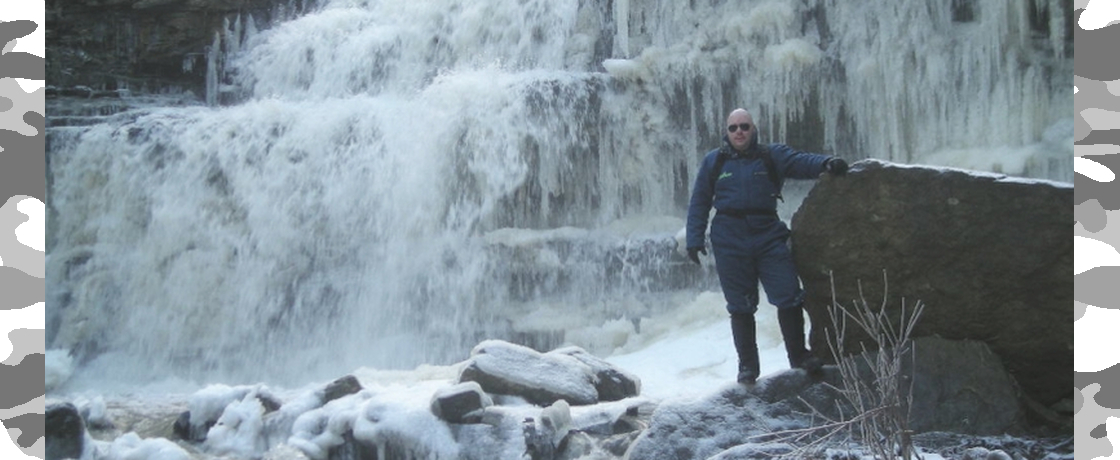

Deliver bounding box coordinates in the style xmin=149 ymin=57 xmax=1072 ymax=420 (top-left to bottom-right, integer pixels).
xmin=46 ymin=0 xmax=1072 ymax=386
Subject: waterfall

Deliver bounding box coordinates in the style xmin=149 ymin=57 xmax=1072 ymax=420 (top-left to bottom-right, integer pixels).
xmin=46 ymin=0 xmax=1072 ymax=386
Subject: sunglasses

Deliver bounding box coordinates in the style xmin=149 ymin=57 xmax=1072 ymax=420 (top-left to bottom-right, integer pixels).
xmin=727 ymin=123 xmax=751 ymax=133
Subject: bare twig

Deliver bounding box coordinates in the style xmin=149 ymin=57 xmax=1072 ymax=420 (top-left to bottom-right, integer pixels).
xmin=777 ymin=271 xmax=925 ymax=459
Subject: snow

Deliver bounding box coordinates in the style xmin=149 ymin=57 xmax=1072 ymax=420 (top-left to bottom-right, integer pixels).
xmin=858 ymin=158 xmax=1074 ymax=188
xmin=103 ymin=433 xmax=191 ymax=460
xmin=203 ymin=394 xmax=267 ymax=458
xmin=45 ymin=348 xmax=75 ymax=392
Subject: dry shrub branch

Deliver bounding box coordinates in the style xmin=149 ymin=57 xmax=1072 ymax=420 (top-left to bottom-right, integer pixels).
xmin=758 ymin=271 xmax=925 ymax=459
xmin=824 ymin=271 xmax=924 ymax=459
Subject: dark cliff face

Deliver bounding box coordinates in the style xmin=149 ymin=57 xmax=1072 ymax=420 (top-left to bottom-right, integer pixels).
xmin=45 ymin=0 xmax=314 ymax=99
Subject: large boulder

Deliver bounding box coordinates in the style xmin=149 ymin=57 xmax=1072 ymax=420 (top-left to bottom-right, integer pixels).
xmin=790 ymin=160 xmax=1072 ymax=407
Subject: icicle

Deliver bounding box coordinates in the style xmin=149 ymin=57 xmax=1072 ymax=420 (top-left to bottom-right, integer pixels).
xmin=206 ymin=31 xmax=221 ymax=106
xmin=614 ymin=0 xmax=629 ymax=58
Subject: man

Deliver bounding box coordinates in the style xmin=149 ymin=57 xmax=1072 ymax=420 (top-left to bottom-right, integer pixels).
xmin=686 ymin=108 xmax=848 ymax=385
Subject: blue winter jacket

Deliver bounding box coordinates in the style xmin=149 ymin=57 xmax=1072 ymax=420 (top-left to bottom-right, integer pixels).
xmin=686 ymin=140 xmax=832 ymax=250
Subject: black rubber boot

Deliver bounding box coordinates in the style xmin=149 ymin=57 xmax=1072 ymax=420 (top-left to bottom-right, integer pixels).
xmin=777 ymin=305 xmax=822 ymax=374
xmin=730 ymin=313 xmax=760 ymax=384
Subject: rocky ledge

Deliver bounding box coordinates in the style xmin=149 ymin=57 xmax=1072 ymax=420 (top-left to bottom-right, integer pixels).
xmin=46 ymin=0 xmax=313 ymax=99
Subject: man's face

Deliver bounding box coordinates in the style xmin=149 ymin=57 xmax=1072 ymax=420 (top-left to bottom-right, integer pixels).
xmin=726 ymin=112 xmax=755 ymax=151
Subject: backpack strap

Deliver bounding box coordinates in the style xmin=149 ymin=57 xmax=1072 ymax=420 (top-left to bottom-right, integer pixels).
xmin=709 ymin=145 xmax=784 ymax=202
xmin=758 ymin=145 xmax=784 ymax=202
xmin=708 ymin=146 xmax=731 ymax=192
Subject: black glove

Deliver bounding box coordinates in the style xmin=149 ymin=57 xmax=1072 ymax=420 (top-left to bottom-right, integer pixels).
xmin=826 ymin=157 xmax=848 ymax=175
xmin=687 ymin=247 xmax=707 ymax=264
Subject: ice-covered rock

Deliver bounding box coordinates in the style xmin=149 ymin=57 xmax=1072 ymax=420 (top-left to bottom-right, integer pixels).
xmin=458 ymin=340 xmax=639 ymax=406
xmin=430 ymin=381 xmax=493 ymax=424
xmin=204 ymin=392 xmax=268 ymax=458
xmin=459 ymin=340 xmax=601 ymax=406
xmin=320 ymin=375 xmax=363 ymax=403
xmin=287 ymin=390 xmax=461 ymax=460
xmin=183 ymin=383 xmax=280 ymax=442
xmin=523 ymin=400 xmax=572 ymax=460
xmin=553 ymin=346 xmax=640 ymax=402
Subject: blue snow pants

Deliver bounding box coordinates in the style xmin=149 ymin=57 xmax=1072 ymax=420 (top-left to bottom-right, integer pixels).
xmin=709 ymin=213 xmax=804 ymax=315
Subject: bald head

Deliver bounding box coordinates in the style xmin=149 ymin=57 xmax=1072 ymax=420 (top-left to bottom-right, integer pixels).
xmin=728 ymin=108 xmax=752 ymax=121
xmin=725 ymin=108 xmax=757 ymax=151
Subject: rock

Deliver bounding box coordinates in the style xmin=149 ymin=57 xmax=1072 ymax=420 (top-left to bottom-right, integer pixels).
xmin=796 ymin=337 xmax=1023 ymax=435
xmin=600 ymin=431 xmax=642 ymax=457
xmin=458 ymin=340 xmax=599 ymax=406
xmin=258 ymin=392 xmax=283 ymax=413
xmin=46 ymin=0 xmax=299 ymax=98
xmin=553 ymin=346 xmax=641 ymax=402
xmin=904 ymin=337 xmax=1024 ymax=435
xmin=172 ymin=411 xmax=192 ymax=440
xmin=523 ymin=400 xmax=576 ymax=460
xmin=321 ymin=375 xmax=362 ymax=403
xmin=560 ymin=400 xmax=651 ymax=439
xmin=185 ymin=383 xmax=285 ymax=442
xmin=750 ymin=366 xmax=842 ymax=405
xmin=522 ymin=417 xmax=553 ymax=460
xmin=790 ymin=160 xmax=1072 ymax=407
xmin=203 ymin=395 xmax=269 ymax=458
xmin=818 ymin=336 xmax=1024 ymax=435
xmin=430 ymin=382 xmax=493 ymax=424
xmin=540 ymin=400 xmax=572 ymax=446
xmin=624 ymin=373 xmax=835 ymax=460
xmin=556 ymin=430 xmax=595 ymax=460
xmin=45 ymin=402 xmax=85 ymax=460
xmin=611 ymin=412 xmax=647 ymax=435
xmin=77 ymin=396 xmax=115 ymax=430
